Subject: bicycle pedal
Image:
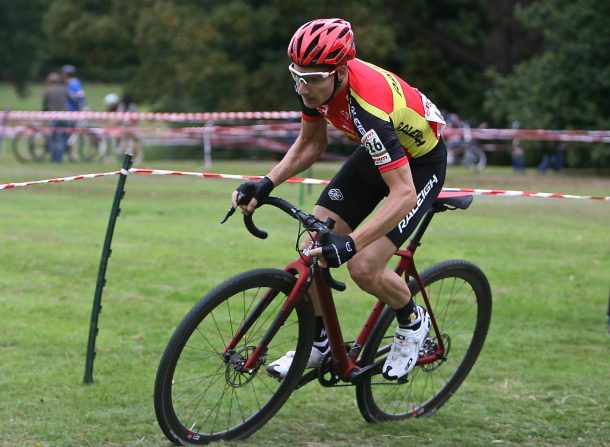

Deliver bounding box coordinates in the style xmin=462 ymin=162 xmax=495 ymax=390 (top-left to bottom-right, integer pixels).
xmin=265 ymin=362 xmax=284 ymax=379
xmin=396 ymin=374 xmax=410 ymax=384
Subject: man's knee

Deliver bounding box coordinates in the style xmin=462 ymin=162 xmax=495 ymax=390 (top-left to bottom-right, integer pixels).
xmin=348 ymin=257 xmax=380 ymax=292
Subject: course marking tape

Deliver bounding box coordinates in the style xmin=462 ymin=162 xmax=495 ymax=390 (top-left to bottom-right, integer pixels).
xmin=1 ymin=169 xmax=608 ymax=201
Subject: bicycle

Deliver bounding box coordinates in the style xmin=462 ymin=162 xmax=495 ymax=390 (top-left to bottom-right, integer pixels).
xmin=446 ymin=122 xmax=487 ymax=170
xmin=79 ymin=125 xmax=144 ymax=165
xmin=11 ymin=122 xmax=106 ymax=162
xmin=154 ymin=190 xmax=492 ymax=445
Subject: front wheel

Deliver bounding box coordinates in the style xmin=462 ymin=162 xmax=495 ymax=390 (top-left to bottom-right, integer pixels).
xmin=154 ymin=268 xmax=315 ymax=445
xmin=356 ymin=259 xmax=492 ymax=421
xmin=12 ymin=131 xmax=32 ymax=162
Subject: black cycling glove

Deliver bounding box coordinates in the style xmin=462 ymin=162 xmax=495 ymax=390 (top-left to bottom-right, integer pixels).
xmin=236 ymin=177 xmax=274 ymax=207
xmin=320 ymin=233 xmax=357 ymax=268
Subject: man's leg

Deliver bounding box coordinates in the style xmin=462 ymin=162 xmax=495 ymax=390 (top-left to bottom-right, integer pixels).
xmin=266 ymin=205 xmax=352 ymax=378
xmin=347 ymin=236 xmax=409 ymax=309
xmin=348 ymin=236 xmax=429 ymax=381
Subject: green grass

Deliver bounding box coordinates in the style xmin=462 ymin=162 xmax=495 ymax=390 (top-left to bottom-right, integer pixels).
xmin=0 ymin=155 xmax=609 ymax=447
xmin=1 ymin=82 xmax=126 ymax=112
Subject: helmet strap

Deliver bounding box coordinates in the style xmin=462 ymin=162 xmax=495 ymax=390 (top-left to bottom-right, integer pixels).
xmin=322 ymin=72 xmax=343 ymax=105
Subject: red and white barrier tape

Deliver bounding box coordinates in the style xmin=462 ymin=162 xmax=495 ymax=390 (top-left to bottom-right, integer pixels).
xmin=441 ymin=187 xmax=609 ymax=201
xmin=6 ymin=110 xmax=301 ymax=123
xmin=0 ymin=171 xmax=122 ymax=189
xmin=1 ymin=168 xmax=608 ymax=201
xmin=5 ymin=111 xmax=610 ymax=142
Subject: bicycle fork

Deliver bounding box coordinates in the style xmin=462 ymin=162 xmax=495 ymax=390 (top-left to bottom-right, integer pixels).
xmin=223 ymin=262 xmax=312 ymax=374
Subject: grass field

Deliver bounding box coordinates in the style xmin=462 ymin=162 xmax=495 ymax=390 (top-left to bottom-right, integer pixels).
xmin=1 ymin=82 xmax=126 ymax=112
xmin=0 ymin=152 xmax=609 ymax=446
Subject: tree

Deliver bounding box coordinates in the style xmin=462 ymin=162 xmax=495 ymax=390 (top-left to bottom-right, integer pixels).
xmin=0 ymin=0 xmax=49 ymax=95
xmin=381 ymin=0 xmax=539 ymax=121
xmin=484 ymin=0 xmax=610 ymax=130
xmin=43 ymin=0 xmax=142 ymax=81
xmin=37 ymin=0 xmax=541 ymax=118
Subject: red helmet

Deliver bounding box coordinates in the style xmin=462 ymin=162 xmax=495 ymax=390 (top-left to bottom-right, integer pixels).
xmin=288 ymin=18 xmax=356 ymax=66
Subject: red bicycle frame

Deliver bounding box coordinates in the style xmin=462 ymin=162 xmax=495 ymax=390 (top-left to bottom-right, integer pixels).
xmin=224 ymin=195 xmax=456 ymax=380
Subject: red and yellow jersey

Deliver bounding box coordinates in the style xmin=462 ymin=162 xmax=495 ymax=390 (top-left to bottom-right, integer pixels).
xmin=301 ymin=58 xmax=445 ymax=172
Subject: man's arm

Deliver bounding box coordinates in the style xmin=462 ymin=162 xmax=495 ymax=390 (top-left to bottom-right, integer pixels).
xmin=232 ymin=118 xmax=328 ymax=213
xmin=308 ymin=163 xmax=416 ymax=267
xmin=266 ymin=118 xmax=328 ymax=185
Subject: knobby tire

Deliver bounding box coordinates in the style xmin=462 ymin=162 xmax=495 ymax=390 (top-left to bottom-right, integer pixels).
xmin=355 ymin=259 xmax=492 ymax=421
xmin=154 ymin=268 xmax=315 ymax=445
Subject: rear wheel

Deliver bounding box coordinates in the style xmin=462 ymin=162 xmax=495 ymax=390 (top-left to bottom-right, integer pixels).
xmin=154 ymin=268 xmax=315 ymax=444
xmin=78 ymin=131 xmax=106 ymax=162
xmin=463 ymin=144 xmax=487 ymax=170
xmin=114 ymin=133 xmax=143 ymax=164
xmin=356 ymin=260 xmax=492 ymax=421
xmin=28 ymin=129 xmax=50 ymax=161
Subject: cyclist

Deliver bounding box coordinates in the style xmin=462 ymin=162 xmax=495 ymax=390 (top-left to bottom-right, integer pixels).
xmin=232 ymin=18 xmax=447 ymax=381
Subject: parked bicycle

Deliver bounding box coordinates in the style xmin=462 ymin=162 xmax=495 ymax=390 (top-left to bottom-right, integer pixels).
xmin=443 ymin=114 xmax=487 ymax=170
xmin=154 ymin=191 xmax=492 ymax=445
xmin=79 ymin=127 xmax=144 ymax=165
xmin=11 ymin=122 xmax=106 ymax=163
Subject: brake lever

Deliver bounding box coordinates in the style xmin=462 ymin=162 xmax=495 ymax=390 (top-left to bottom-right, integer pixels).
xmin=312 ymin=237 xmax=347 ymax=292
xmin=220 ymin=206 xmax=236 ymax=224
xmin=220 ymin=189 xmax=249 ymax=224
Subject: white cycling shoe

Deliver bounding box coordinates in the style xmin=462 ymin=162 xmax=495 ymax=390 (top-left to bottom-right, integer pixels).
xmin=382 ymin=306 xmax=431 ymax=380
xmin=266 ymin=347 xmax=327 ymax=378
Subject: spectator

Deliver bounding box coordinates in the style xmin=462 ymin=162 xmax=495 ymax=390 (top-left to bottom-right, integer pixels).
xmin=104 ymin=93 xmax=120 ymax=112
xmin=117 ymin=93 xmax=138 ymax=113
xmin=61 ymin=64 xmax=87 ymax=161
xmin=107 ymin=92 xmax=142 ymax=164
xmin=42 ymin=72 xmax=69 ymax=162
xmin=538 ymin=142 xmax=566 ymax=172
xmin=511 ymin=139 xmax=526 ymax=172
xmin=61 ymin=64 xmax=87 ymax=111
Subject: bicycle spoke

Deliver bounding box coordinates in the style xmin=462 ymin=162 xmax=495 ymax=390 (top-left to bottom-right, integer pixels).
xmin=155 ymin=269 xmax=314 ymax=443
xmin=356 ymin=261 xmax=491 ymax=421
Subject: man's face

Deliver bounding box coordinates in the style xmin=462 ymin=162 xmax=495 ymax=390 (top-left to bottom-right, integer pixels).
xmin=291 ymin=64 xmax=340 ymax=109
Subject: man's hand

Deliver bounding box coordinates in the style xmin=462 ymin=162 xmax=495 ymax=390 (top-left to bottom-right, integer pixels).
xmin=231 ymin=177 xmax=274 ymax=214
xmin=310 ymin=233 xmax=357 ymax=268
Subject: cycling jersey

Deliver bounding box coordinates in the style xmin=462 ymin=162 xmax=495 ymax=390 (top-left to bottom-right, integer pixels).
xmin=301 ymin=58 xmax=445 ymax=173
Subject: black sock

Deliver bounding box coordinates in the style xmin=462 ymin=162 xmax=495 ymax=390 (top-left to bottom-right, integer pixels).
xmin=395 ymin=301 xmax=421 ymax=330
xmin=313 ymin=316 xmax=329 ymax=353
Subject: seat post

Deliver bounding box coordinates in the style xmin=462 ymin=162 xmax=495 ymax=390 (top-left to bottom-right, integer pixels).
xmin=406 ymin=208 xmax=436 ymax=254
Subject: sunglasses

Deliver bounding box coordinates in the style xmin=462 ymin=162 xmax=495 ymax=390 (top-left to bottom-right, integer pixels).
xmin=288 ymin=64 xmax=339 ymax=85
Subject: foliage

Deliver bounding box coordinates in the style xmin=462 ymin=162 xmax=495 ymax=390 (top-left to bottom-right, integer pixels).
xmin=1 ymin=0 xmax=609 ymax=168
xmin=43 ymin=0 xmax=142 ymax=81
xmin=484 ymin=0 xmax=610 ymax=130
xmin=8 ymin=0 xmax=541 ymax=118
xmin=0 ymin=0 xmax=48 ymax=95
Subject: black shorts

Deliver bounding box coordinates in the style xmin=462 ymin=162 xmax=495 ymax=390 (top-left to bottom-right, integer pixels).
xmin=316 ymin=139 xmax=447 ymax=248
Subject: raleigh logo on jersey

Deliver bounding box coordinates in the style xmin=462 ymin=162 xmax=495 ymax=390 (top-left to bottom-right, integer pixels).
xmin=362 ymin=129 xmax=391 ymax=166
xmin=397 ymin=174 xmax=439 ymax=233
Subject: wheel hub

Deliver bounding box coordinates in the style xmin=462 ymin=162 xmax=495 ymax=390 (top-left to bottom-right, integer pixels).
xmin=224 ymin=346 xmax=266 ymax=387
xmin=421 ymin=333 xmax=451 ymax=372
